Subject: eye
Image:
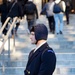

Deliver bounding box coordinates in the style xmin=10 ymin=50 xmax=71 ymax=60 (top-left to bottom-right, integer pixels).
xmin=31 ymin=32 xmax=35 ymax=35
xmin=31 ymin=34 xmax=35 ymax=36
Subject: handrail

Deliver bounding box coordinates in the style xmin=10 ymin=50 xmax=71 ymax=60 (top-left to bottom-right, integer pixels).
xmin=0 ymin=17 xmax=10 ymax=35
xmin=0 ymin=17 xmax=18 ymax=54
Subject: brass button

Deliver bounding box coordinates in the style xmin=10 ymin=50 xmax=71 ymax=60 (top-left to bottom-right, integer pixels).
xmin=28 ymin=71 xmax=30 ymax=74
xmin=27 ymin=70 xmax=30 ymax=74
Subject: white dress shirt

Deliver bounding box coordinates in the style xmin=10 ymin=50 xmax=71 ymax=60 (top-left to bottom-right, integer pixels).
xmin=34 ymin=41 xmax=47 ymax=53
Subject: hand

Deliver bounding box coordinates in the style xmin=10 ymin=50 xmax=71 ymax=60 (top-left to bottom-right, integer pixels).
xmin=71 ymin=9 xmax=74 ymax=13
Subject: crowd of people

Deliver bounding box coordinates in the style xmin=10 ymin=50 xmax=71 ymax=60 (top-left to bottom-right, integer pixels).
xmin=41 ymin=0 xmax=73 ymax=34
xmin=0 ymin=0 xmax=73 ymax=37
xmin=0 ymin=0 xmax=38 ymax=38
xmin=0 ymin=0 xmax=23 ymax=38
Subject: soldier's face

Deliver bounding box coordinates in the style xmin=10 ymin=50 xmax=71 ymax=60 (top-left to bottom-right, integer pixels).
xmin=30 ymin=32 xmax=36 ymax=44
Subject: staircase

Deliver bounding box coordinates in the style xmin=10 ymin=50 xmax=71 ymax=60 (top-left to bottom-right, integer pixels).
xmin=0 ymin=14 xmax=75 ymax=75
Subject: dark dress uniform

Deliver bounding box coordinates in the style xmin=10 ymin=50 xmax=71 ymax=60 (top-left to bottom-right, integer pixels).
xmin=24 ymin=43 xmax=56 ymax=75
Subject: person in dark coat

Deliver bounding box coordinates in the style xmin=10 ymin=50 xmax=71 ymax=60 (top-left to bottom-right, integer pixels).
xmin=24 ymin=0 xmax=38 ymax=32
xmin=24 ymin=24 xmax=56 ymax=75
xmin=7 ymin=0 xmax=22 ymax=38
xmin=0 ymin=0 xmax=9 ymax=35
xmin=65 ymin=1 xmax=72 ymax=25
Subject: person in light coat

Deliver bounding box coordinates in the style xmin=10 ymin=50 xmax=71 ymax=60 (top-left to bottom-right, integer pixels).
xmin=54 ymin=0 xmax=66 ymax=34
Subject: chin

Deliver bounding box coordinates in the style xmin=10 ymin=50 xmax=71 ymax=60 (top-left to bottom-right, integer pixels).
xmin=31 ymin=42 xmax=36 ymax=44
xmin=31 ymin=42 xmax=35 ymax=44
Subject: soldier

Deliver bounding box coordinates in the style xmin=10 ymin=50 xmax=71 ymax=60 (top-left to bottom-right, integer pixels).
xmin=24 ymin=24 xmax=56 ymax=75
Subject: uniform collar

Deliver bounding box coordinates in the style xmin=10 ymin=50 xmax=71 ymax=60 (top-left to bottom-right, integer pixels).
xmin=34 ymin=41 xmax=47 ymax=52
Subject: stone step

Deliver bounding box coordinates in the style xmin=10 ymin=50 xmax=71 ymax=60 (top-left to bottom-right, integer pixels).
xmin=54 ymin=49 xmax=75 ymax=53
xmin=1 ymin=34 xmax=75 ymax=43
xmin=0 ymin=60 xmax=75 ymax=68
xmin=16 ymin=44 xmax=74 ymax=52
xmin=0 ymin=67 xmax=75 ymax=75
xmin=15 ymin=43 xmax=74 ymax=50
xmin=0 ymin=60 xmax=27 ymax=67
xmin=18 ymin=25 xmax=75 ymax=30
xmin=1 ymin=31 xmax=75 ymax=40
xmin=0 ymin=53 xmax=75 ymax=62
xmin=15 ymin=34 xmax=75 ymax=43
xmin=57 ymin=61 xmax=75 ymax=68
xmin=56 ymin=53 xmax=75 ymax=60
xmin=0 ymin=68 xmax=24 ymax=75
xmin=17 ymin=21 xmax=75 ymax=33
xmin=1 ymin=35 xmax=74 ymax=54
xmin=0 ymin=47 xmax=75 ymax=56
xmin=54 ymin=67 xmax=75 ymax=75
xmin=16 ymin=30 xmax=75 ymax=36
xmin=16 ymin=48 xmax=75 ymax=53
xmin=0 ymin=53 xmax=29 ymax=61
xmin=18 ymin=25 xmax=75 ymax=33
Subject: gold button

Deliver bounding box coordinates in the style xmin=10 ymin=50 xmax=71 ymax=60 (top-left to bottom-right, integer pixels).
xmin=28 ymin=71 xmax=30 ymax=74
xmin=27 ymin=70 xmax=30 ymax=74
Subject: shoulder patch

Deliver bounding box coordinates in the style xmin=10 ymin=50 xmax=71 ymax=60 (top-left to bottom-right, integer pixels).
xmin=47 ymin=50 xmax=54 ymax=53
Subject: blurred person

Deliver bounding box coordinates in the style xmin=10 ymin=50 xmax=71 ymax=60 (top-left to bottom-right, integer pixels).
xmin=24 ymin=24 xmax=56 ymax=75
xmin=0 ymin=0 xmax=9 ymax=35
xmin=65 ymin=1 xmax=73 ymax=25
xmin=41 ymin=0 xmax=55 ymax=34
xmin=54 ymin=0 xmax=66 ymax=34
xmin=24 ymin=0 xmax=38 ymax=32
xmin=17 ymin=0 xmax=26 ymax=18
xmin=7 ymin=0 xmax=22 ymax=38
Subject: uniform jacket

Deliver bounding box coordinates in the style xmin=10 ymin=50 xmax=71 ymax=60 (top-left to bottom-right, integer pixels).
xmin=24 ymin=1 xmax=38 ymax=20
xmin=24 ymin=43 xmax=56 ymax=75
xmin=0 ymin=3 xmax=8 ymax=23
xmin=7 ymin=2 xmax=22 ymax=18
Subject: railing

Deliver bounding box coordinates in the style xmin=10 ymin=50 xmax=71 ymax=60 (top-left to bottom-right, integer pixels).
xmin=0 ymin=17 xmax=18 ymax=75
xmin=0 ymin=17 xmax=10 ymax=35
xmin=0 ymin=17 xmax=18 ymax=54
